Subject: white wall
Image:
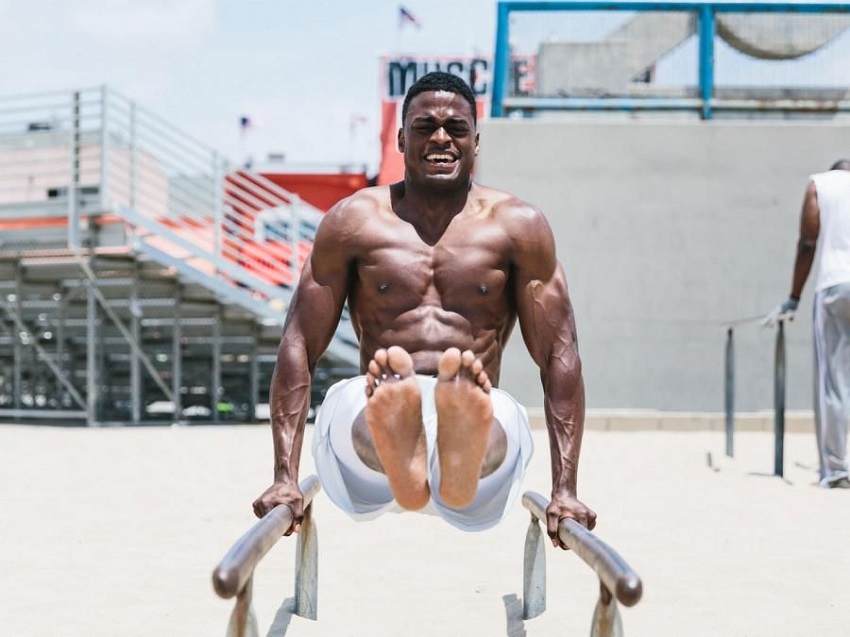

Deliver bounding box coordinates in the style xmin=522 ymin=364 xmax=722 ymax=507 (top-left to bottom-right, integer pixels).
xmin=477 ymin=117 xmax=850 ymax=411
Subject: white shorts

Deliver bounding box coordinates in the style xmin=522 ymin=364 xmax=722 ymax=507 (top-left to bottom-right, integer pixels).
xmin=312 ymin=375 xmax=534 ymax=532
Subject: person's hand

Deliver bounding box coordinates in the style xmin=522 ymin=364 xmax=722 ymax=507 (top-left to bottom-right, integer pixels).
xmin=252 ymin=481 xmax=304 ymax=535
xmin=545 ymin=492 xmax=597 ymax=550
xmin=763 ymin=297 xmax=799 ymax=328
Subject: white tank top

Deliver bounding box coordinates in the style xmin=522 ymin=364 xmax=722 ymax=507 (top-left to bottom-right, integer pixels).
xmin=811 ymin=170 xmax=850 ymax=292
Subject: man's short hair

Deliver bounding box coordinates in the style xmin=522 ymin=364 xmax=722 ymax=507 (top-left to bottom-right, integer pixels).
xmin=401 ymin=71 xmax=477 ymax=125
xmin=830 ymin=159 xmax=850 ymax=171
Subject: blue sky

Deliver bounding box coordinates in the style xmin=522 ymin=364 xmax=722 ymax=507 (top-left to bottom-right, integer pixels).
xmin=1 ymin=1 xmax=849 ymax=175
xmin=0 ymin=1 xmax=503 ymax=173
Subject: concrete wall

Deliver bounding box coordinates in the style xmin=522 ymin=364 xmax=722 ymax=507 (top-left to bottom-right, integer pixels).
xmin=477 ymin=117 xmax=850 ymax=412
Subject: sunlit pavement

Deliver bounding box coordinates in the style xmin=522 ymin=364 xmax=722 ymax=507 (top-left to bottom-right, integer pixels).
xmin=2 ymin=422 xmax=847 ymax=636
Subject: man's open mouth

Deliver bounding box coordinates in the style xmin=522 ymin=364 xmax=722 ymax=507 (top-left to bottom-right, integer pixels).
xmin=425 ymin=153 xmax=458 ymax=165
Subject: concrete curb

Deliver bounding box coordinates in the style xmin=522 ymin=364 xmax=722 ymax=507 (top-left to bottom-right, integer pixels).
xmin=527 ymin=408 xmax=815 ymax=433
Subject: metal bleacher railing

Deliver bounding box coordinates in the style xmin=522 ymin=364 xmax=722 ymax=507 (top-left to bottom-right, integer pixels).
xmin=0 ymin=86 xmax=359 ymax=367
xmin=491 ymin=1 xmax=850 ymax=120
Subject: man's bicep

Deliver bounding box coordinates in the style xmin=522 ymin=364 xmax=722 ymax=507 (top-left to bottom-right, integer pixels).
xmin=799 ymin=181 xmax=820 ymax=243
xmin=283 ymin=260 xmax=350 ymax=364
xmin=283 ymin=216 xmax=353 ymax=365
xmin=514 ymin=264 xmax=578 ymax=370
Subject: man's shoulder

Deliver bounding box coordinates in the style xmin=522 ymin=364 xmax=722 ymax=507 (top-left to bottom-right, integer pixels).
xmin=474 ymin=184 xmax=546 ymax=227
xmin=472 ymin=184 xmax=538 ymax=215
xmin=329 ymin=185 xmax=389 ymax=217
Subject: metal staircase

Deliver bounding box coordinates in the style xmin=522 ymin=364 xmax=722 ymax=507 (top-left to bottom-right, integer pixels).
xmin=0 ymin=86 xmax=359 ymax=424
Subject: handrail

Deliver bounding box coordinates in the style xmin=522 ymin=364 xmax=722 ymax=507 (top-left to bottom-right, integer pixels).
xmin=521 ymin=490 xmax=642 ymax=637
xmin=212 ymin=475 xmax=321 ymax=636
xmin=723 ymin=312 xmax=792 ymax=476
xmin=213 ymin=475 xmax=320 ymax=598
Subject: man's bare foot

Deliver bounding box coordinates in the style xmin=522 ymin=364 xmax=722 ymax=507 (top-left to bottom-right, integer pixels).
xmin=364 ymin=346 xmax=430 ymax=510
xmin=435 ymin=348 xmax=494 ymax=508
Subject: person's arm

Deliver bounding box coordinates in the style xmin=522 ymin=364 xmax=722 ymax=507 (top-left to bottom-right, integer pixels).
xmin=790 ymin=181 xmax=820 ymax=301
xmin=252 ymin=202 xmax=355 ymax=531
xmin=765 ymin=181 xmax=820 ymax=326
xmin=509 ymin=201 xmax=597 ymax=549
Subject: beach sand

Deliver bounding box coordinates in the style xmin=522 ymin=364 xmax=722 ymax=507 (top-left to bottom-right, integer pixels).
xmin=1 ymin=422 xmax=847 ymax=636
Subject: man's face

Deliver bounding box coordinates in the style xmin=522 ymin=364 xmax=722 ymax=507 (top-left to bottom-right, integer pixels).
xmin=398 ymin=90 xmax=479 ymax=188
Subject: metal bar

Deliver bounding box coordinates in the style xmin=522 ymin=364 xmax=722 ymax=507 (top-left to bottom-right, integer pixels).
xmin=12 ymin=265 xmax=22 ymax=412
xmin=212 ymin=308 xmax=221 ymax=423
xmin=522 ymin=513 xmax=547 ymax=620
xmin=0 ymin=408 xmax=87 ymax=419
xmin=498 ymin=1 xmax=850 ymax=13
xmin=590 ymin=581 xmax=623 ymax=637
xmin=491 ymin=2 xmax=512 ymax=118
xmin=0 ymin=311 xmax=87 ymax=410
xmin=121 ymin=205 xmax=292 ymax=301
xmin=78 ymin=259 xmax=175 ymax=403
xmin=212 ymin=475 xmax=321 ymax=600
xmin=774 ymin=320 xmax=786 ymax=477
xmin=249 ymin=329 xmax=259 ymax=422
xmin=724 ymin=327 xmax=734 ymax=457
xmin=130 ymin=264 xmax=141 ymax=423
xmin=99 ymin=85 xmax=110 ymax=212
xmin=294 ymin=501 xmax=318 ymax=620
xmin=225 ymin=575 xmax=259 ymax=637
xmin=68 ymin=91 xmax=81 ymax=250
xmin=698 ymin=4 xmax=715 ymax=120
xmin=213 ymin=152 xmax=224 ymax=264
xmin=86 ymin=275 xmax=98 ymax=426
xmin=172 ymin=286 xmax=183 ymax=424
xmin=128 ymin=99 xmax=137 ymax=212
xmin=521 ymin=491 xmax=643 ymax=608
xmin=290 ymin=200 xmax=301 ymax=281
xmin=502 ymin=97 xmax=704 ymax=112
xmin=501 ymin=95 xmax=850 ymax=114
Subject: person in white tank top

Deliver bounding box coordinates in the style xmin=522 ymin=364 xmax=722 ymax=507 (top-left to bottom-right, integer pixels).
xmin=766 ymin=159 xmax=850 ymax=488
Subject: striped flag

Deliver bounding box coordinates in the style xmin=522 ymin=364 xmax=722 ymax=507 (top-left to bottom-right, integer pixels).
xmin=399 ymin=5 xmax=421 ymax=29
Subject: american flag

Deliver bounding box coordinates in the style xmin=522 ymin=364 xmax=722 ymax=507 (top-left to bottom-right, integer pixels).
xmin=398 ymin=5 xmax=421 ymax=29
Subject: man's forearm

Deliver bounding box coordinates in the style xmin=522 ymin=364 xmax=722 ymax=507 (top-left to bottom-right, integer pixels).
xmin=269 ymin=346 xmax=313 ymax=484
xmin=543 ymin=364 xmax=585 ymax=497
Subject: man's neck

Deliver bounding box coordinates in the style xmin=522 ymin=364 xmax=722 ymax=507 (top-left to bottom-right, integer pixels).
xmin=394 ymin=178 xmax=473 ymax=244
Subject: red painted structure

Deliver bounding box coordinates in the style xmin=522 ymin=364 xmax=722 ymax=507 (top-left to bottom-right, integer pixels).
xmin=259 ymin=172 xmax=369 ymax=212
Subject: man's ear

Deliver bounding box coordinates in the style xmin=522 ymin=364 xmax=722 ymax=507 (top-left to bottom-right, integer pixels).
xmin=397 ymin=127 xmax=405 ymax=153
xmin=474 ymin=131 xmax=480 ymax=156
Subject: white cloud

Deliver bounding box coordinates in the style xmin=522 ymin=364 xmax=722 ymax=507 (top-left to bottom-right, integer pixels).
xmin=69 ymin=0 xmax=216 ymax=49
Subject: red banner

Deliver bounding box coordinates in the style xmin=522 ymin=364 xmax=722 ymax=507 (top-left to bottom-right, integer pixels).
xmin=377 ymin=55 xmax=534 ymax=185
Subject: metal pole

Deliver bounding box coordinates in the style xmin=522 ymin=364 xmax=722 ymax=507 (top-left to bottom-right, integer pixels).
xmin=212 ymin=152 xmax=223 ymax=265
xmin=490 ymin=2 xmax=511 ymax=118
xmin=68 ymin=91 xmax=82 ymax=250
xmin=86 ymin=275 xmax=99 ymax=426
xmin=172 ymin=285 xmax=183 ymax=425
xmin=291 ymin=198 xmax=301 ymax=282
xmin=100 ymin=86 xmax=110 ymax=213
xmin=12 ymin=264 xmax=22 ymax=412
xmin=212 ymin=308 xmax=221 ymax=423
xmin=129 ymin=100 xmax=137 ymax=212
xmin=774 ymin=320 xmax=786 ymax=477
xmin=57 ymin=293 xmax=67 ymax=407
xmin=130 ymin=265 xmax=141 ymax=423
xmin=698 ymin=4 xmax=715 ymax=120
xmin=724 ymin=327 xmax=734 ymax=457
xmin=249 ymin=328 xmax=258 ymax=422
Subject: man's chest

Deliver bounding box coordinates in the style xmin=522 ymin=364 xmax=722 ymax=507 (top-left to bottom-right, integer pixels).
xmin=354 ymin=232 xmax=512 ymax=307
